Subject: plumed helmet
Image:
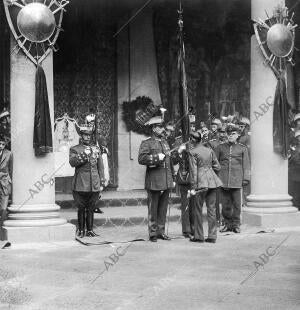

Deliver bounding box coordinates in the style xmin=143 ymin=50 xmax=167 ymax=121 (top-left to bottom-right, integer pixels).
xmin=144 ymin=116 xmax=164 ymax=126
xmin=75 ymin=124 xmax=95 ymax=136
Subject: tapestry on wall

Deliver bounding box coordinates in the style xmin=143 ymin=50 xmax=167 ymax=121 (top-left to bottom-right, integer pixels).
xmin=153 ymin=0 xmax=251 ymax=128
xmin=53 ymin=0 xmax=117 ymax=186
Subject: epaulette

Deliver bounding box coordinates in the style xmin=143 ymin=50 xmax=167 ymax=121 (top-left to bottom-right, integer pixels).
xmin=238 ymin=142 xmax=247 ymax=147
xmin=209 ymin=139 xmax=217 ymax=142
xmin=144 ymin=136 xmax=152 ymax=141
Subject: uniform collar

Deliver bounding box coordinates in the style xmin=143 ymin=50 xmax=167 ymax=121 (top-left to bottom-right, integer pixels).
xmin=228 ymin=141 xmax=237 ymax=145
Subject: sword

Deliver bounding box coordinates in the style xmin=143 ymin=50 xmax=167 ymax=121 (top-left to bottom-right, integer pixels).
xmin=185 ymin=188 xmax=208 ymax=212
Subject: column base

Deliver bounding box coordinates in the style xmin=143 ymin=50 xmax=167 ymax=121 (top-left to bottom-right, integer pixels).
xmin=1 ymin=223 xmax=76 ymax=243
xmin=243 ymin=194 xmax=300 ymax=228
xmin=243 ymin=211 xmax=300 ymax=228
xmin=4 ymin=203 xmax=67 ymax=227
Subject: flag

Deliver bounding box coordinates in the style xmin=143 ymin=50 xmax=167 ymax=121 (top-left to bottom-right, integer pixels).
xmin=177 ymin=5 xmax=190 ymax=143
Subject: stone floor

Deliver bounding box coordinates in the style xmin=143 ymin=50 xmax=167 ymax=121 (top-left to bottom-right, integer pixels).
xmin=0 ymin=216 xmax=299 ymax=310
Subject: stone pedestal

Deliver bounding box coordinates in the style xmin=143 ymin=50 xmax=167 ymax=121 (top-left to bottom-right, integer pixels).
xmin=243 ymin=0 xmax=300 ymax=228
xmin=1 ymin=39 xmax=75 ymax=243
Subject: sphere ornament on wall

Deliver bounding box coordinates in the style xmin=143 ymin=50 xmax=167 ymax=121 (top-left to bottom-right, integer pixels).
xmin=17 ymin=2 xmax=56 ymax=43
xmin=3 ymin=0 xmax=69 ymax=65
xmin=253 ymin=4 xmax=297 ymax=77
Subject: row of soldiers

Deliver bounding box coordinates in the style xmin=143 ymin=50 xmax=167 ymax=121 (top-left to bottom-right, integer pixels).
xmin=138 ymin=113 xmax=250 ymax=243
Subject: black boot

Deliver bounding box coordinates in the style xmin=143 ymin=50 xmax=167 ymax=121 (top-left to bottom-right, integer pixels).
xmin=86 ymin=209 xmax=99 ymax=237
xmin=77 ymin=209 xmax=85 ymax=238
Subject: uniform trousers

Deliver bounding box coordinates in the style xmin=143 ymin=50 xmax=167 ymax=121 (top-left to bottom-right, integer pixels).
xmin=221 ymin=188 xmax=242 ymax=228
xmin=179 ymin=185 xmax=195 ymax=235
xmin=194 ymin=188 xmax=217 ymax=241
xmin=73 ymin=191 xmax=99 ymax=231
xmin=0 ymin=195 xmax=9 ymax=227
xmin=147 ymin=189 xmax=170 ymax=237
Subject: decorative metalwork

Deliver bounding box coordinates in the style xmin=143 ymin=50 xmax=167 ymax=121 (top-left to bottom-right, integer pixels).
xmin=253 ymin=4 xmax=297 ymax=76
xmin=3 ymin=0 xmax=69 ymax=65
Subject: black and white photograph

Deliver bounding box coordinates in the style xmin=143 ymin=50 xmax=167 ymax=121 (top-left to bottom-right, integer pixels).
xmin=0 ymin=0 xmax=299 ymax=309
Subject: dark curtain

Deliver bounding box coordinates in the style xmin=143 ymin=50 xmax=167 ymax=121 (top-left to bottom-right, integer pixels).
xmin=152 ymin=0 xmax=251 ymax=127
xmin=273 ymin=76 xmax=291 ymax=159
xmin=0 ymin=4 xmax=10 ymax=112
xmin=33 ymin=66 xmax=53 ymax=156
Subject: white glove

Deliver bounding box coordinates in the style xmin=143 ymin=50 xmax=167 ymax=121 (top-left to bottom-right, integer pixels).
xmin=178 ymin=144 xmax=186 ymax=154
xmin=158 ymin=153 xmax=165 ymax=161
xmin=190 ymin=189 xmax=196 ymax=196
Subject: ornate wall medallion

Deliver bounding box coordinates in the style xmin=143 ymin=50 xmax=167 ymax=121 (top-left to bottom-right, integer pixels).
xmin=3 ymin=0 xmax=69 ymax=65
xmin=253 ymin=4 xmax=297 ymax=77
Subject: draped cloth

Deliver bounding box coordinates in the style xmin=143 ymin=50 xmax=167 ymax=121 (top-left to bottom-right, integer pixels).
xmin=273 ymin=75 xmax=289 ymax=159
xmin=33 ymin=65 xmax=53 ymax=156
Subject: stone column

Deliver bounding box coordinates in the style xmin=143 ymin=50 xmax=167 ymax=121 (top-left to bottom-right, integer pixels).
xmin=1 ymin=39 xmax=75 ymax=242
xmin=243 ymin=0 xmax=300 ymax=227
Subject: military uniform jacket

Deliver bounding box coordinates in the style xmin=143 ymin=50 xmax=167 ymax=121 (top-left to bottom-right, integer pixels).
xmin=69 ymin=143 xmax=105 ymax=192
xmin=214 ymin=142 xmax=250 ymax=188
xmin=138 ymin=136 xmax=174 ymax=190
xmin=207 ymin=138 xmax=220 ymax=150
xmin=289 ymin=145 xmax=300 ymax=182
xmin=189 ymin=144 xmax=222 ymax=190
xmin=0 ymin=149 xmax=12 ymax=196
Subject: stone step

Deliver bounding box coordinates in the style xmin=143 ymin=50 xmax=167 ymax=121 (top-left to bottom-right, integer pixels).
xmin=56 ymin=190 xmax=181 ymax=209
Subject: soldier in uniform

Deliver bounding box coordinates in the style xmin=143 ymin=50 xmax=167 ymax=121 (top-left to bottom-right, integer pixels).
xmin=186 ymin=131 xmax=222 ymax=243
xmin=69 ymin=125 xmax=105 ymax=238
xmin=237 ymin=117 xmax=251 ymax=150
xmin=210 ymin=118 xmax=221 ymax=141
xmin=207 ymin=123 xmax=227 ymax=226
xmin=214 ymin=124 xmax=250 ymax=233
xmin=198 ymin=124 xmax=210 ymax=147
xmin=288 ymin=130 xmax=300 ymax=210
xmin=138 ymin=116 xmax=175 ymax=242
xmin=208 ymin=122 xmax=227 ymax=150
xmin=237 ymin=117 xmax=251 ymax=207
xmin=173 ymin=117 xmax=196 ymax=238
xmin=289 ymin=113 xmax=300 ymax=148
xmin=0 ymin=134 xmax=12 ymax=228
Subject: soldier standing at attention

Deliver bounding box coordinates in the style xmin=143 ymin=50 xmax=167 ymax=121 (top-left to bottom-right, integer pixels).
xmin=138 ymin=116 xmax=175 ymax=242
xmin=69 ymin=125 xmax=105 ymax=238
xmin=208 ymin=123 xmax=227 ymax=226
xmin=214 ymin=124 xmax=250 ymax=233
xmin=0 ymin=134 xmax=12 ymax=228
xmin=288 ymin=130 xmax=300 ymax=210
xmin=237 ymin=117 xmax=251 ymax=151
